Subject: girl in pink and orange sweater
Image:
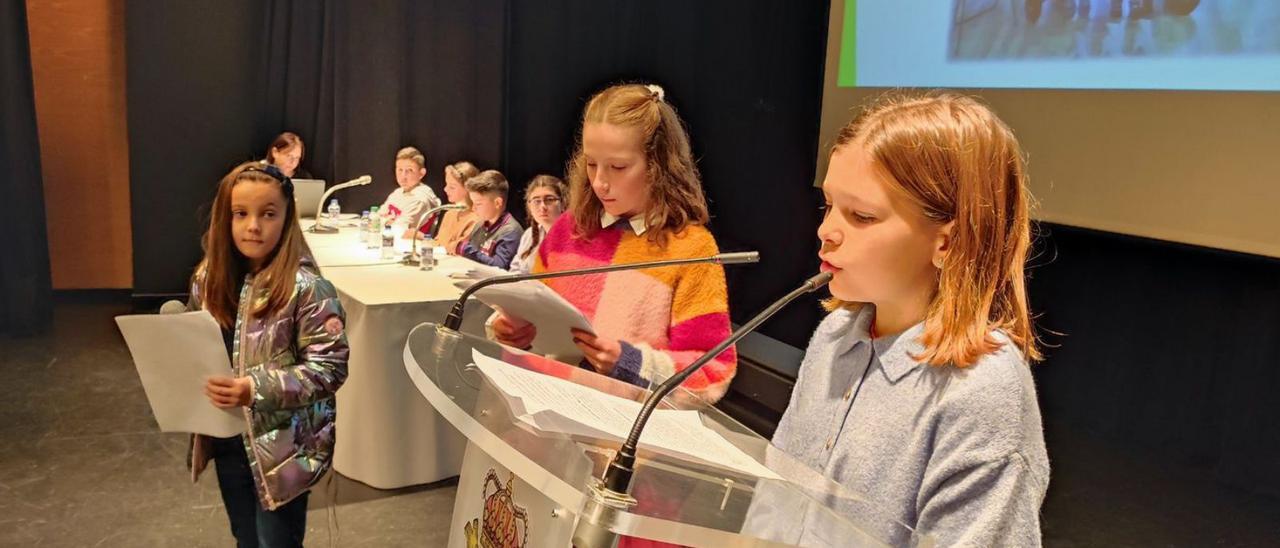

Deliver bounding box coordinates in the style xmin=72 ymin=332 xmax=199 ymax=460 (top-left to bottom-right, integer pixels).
xmin=493 ymin=83 xmax=736 ymax=403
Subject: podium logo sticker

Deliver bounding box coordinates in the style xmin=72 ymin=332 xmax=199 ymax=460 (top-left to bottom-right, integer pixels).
xmin=464 ymin=468 xmax=529 ymax=548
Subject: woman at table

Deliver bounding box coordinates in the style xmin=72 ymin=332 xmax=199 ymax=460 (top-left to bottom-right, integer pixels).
xmin=490 ymin=83 xmax=737 ymax=404
xmin=263 ymin=131 xmax=312 ymax=179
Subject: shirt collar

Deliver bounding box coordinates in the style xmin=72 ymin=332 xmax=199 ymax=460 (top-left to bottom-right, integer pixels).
xmin=483 ymin=212 xmax=509 ymax=229
xmin=834 ymin=305 xmax=928 ymax=383
xmin=600 ymin=211 xmax=648 ymax=236
xmin=831 ymin=305 xmax=874 ymax=358
xmin=873 ymin=319 xmax=929 ymax=383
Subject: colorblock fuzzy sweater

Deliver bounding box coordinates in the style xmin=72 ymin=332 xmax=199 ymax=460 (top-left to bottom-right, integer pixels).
xmin=535 ymin=215 xmax=737 ymax=403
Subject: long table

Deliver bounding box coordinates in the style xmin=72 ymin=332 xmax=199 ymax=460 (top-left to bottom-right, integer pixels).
xmin=303 ymin=222 xmax=490 ymax=488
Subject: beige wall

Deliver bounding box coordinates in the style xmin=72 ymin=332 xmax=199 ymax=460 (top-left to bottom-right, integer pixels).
xmin=819 ymin=0 xmax=1280 ymax=259
xmin=27 ymin=0 xmax=133 ymax=288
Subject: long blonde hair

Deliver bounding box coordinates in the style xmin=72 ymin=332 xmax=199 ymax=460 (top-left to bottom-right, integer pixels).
xmin=831 ymin=93 xmax=1040 ymax=366
xmin=566 ymin=83 xmax=709 ymax=246
xmin=196 ymin=161 xmax=307 ymax=328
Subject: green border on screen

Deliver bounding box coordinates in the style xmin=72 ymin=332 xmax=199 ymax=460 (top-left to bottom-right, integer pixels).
xmin=837 ymin=0 xmax=857 ymax=87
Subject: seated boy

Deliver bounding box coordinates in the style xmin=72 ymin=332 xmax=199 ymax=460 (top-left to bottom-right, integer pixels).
xmin=457 ymin=170 xmax=522 ymax=269
xmin=381 ymin=146 xmax=441 ymax=238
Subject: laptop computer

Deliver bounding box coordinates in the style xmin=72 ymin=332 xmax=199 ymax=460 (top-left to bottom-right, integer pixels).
xmin=292 ymin=179 xmax=326 ymax=218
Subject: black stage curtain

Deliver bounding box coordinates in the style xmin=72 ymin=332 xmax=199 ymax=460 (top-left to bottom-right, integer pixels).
xmin=126 ymin=1 xmax=266 ymax=302
xmin=127 ymin=0 xmax=506 ymax=300
xmin=503 ymin=0 xmax=830 ymax=348
xmin=1030 ymin=224 xmax=1280 ymax=498
xmin=254 ymin=0 xmax=506 ymax=209
xmin=0 ymin=0 xmax=53 ymax=336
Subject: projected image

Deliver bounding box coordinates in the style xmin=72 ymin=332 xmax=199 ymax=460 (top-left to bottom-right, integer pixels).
xmin=949 ymin=0 xmax=1280 ymax=60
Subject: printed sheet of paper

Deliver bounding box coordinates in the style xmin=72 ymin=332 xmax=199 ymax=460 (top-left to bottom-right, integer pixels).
xmin=115 ymin=311 xmax=246 ymax=437
xmin=456 ymin=280 xmax=595 ymax=360
xmin=472 ymin=349 xmax=780 ymax=480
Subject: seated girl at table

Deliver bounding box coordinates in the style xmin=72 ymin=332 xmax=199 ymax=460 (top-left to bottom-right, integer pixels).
xmin=380 ymin=146 xmax=442 ymax=239
xmin=770 ymin=93 xmax=1049 ymax=546
xmin=187 ymin=161 xmax=348 ymax=547
xmin=507 ymin=174 xmax=567 ymax=274
xmin=430 ymin=160 xmax=480 ymax=253
xmin=491 ymin=83 xmax=737 ymax=403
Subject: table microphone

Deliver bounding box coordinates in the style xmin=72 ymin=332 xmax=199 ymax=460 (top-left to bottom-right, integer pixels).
xmin=440 ymin=252 xmax=761 ymax=330
xmin=309 ymin=175 xmax=373 ymax=233
xmin=571 ymin=271 xmax=833 ymax=548
xmin=402 ymin=203 xmax=469 ymax=266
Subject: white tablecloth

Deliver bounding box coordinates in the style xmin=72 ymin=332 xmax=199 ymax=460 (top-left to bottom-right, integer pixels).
xmin=303 ymin=222 xmax=490 ymax=488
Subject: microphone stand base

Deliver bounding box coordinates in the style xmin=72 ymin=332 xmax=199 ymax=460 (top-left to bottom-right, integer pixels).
xmin=308 ymin=225 xmax=339 ymax=234
xmin=571 ymin=480 xmax=636 ymax=548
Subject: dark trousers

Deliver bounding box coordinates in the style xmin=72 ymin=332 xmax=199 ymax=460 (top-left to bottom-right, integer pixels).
xmin=211 ymin=436 xmax=309 ymax=548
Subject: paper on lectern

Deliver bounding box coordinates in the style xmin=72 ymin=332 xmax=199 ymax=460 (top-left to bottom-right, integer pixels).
xmin=472 ymin=349 xmax=780 ymax=480
xmin=115 ymin=310 xmax=246 ymax=437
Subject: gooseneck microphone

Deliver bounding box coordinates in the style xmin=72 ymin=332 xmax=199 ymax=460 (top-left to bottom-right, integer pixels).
xmin=402 ymin=203 xmax=469 ymax=266
xmin=604 ymin=271 xmax=833 ymax=492
xmin=309 ymin=175 xmax=373 ymax=233
xmin=571 ymin=271 xmax=832 ymax=548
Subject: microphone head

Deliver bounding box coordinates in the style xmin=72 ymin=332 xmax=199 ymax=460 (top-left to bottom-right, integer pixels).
xmin=355 ymin=175 xmax=373 ymax=185
xmin=715 ymin=251 xmax=760 ymax=265
xmin=805 ymin=271 xmax=834 ymax=291
xmin=158 ymin=300 xmax=187 ymax=315
xmin=445 ymin=203 xmax=468 ymax=210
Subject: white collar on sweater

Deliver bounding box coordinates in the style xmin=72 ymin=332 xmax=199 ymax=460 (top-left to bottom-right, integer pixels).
xmin=600 ymin=212 xmax=649 ymax=236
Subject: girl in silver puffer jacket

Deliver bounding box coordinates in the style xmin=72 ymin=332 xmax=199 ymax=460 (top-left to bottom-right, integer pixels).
xmin=188 ymin=161 xmax=348 ymax=548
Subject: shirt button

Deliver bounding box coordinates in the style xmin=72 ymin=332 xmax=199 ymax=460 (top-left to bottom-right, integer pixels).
xmin=843 ymin=387 xmax=853 ymax=400
xmin=825 ymin=438 xmax=833 ymax=450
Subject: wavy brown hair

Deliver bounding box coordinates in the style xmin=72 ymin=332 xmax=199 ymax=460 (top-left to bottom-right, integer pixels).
xmin=566 ymin=84 xmax=708 ymax=246
xmin=195 ymin=161 xmax=307 ymax=329
xmin=829 ymin=93 xmax=1041 ymax=366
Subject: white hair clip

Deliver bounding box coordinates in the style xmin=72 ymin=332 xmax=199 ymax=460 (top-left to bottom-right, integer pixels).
xmin=645 ymin=84 xmax=665 ymax=102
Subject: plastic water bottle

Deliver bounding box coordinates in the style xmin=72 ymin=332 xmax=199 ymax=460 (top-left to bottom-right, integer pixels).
xmin=366 ymin=206 xmax=380 ymax=249
xmin=418 ymin=244 xmax=435 ymax=271
xmin=358 ymin=210 xmax=370 ymax=244
xmin=380 ymin=220 xmax=395 ymax=260
xmin=327 ymin=199 xmax=341 ymax=227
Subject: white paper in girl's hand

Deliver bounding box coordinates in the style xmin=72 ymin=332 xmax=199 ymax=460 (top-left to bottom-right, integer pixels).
xmin=115 ymin=310 xmax=247 ymax=437
xmin=453 ymin=279 xmax=595 ymax=361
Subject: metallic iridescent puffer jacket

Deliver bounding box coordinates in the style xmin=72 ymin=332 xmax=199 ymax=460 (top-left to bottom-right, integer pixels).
xmin=187 ymin=259 xmax=349 ymax=510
